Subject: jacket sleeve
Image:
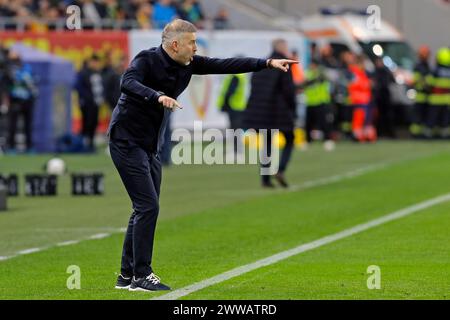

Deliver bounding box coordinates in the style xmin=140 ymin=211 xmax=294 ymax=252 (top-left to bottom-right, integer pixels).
xmin=120 ymin=52 xmax=164 ymax=104
xmin=192 ymin=56 xmax=267 ymax=75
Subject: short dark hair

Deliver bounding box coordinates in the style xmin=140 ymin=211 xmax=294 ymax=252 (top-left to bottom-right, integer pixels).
xmin=162 ymin=19 xmax=197 ymax=46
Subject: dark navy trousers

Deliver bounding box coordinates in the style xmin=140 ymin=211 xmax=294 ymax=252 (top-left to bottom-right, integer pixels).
xmin=109 ymin=137 xmax=162 ymax=278
xmin=260 ymin=129 xmax=294 ymax=184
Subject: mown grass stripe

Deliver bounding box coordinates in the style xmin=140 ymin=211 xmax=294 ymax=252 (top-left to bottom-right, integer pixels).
xmin=153 ymin=193 xmax=450 ymax=300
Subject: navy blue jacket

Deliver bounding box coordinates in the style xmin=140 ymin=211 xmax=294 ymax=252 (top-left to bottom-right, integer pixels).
xmin=108 ymin=45 xmax=268 ymax=152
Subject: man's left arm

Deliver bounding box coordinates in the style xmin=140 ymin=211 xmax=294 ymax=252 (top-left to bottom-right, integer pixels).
xmin=192 ymin=56 xmax=297 ymax=75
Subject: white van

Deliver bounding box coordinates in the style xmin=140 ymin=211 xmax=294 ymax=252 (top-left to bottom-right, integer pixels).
xmin=299 ymin=8 xmax=416 ymax=106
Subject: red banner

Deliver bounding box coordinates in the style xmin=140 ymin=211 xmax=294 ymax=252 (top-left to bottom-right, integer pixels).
xmin=0 ymin=31 xmax=129 ymax=70
xmin=0 ymin=31 xmax=129 ymax=134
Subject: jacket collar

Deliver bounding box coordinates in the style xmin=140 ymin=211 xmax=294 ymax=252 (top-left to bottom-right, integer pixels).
xmin=158 ymin=45 xmax=184 ymax=69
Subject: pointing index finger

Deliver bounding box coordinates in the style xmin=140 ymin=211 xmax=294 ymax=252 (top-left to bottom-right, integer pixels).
xmin=173 ymin=100 xmax=183 ymax=109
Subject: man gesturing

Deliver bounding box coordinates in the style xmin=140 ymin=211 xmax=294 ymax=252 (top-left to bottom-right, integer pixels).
xmin=108 ymin=19 xmax=297 ymax=292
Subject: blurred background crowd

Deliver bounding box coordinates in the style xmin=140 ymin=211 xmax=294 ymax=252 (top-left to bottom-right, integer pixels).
xmin=0 ymin=0 xmax=230 ymax=31
xmin=0 ymin=0 xmax=449 ymax=158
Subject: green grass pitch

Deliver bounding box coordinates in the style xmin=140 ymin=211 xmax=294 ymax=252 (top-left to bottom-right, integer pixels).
xmin=0 ymin=141 xmax=449 ymax=299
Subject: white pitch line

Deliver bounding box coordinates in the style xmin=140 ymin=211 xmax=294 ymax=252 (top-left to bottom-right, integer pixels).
xmin=0 ymin=154 xmax=432 ymax=263
xmin=16 ymin=248 xmax=42 ymax=255
xmin=289 ymin=162 xmax=389 ymax=191
xmin=88 ymin=233 xmax=111 ymax=240
xmin=56 ymin=240 xmax=81 ymax=247
xmin=0 ymin=228 xmax=125 ymax=262
xmin=34 ymin=227 xmax=127 ymax=233
xmin=153 ymin=192 xmax=450 ymax=300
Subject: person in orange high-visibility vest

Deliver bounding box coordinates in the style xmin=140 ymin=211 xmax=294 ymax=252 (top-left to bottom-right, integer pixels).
xmin=290 ymin=50 xmax=304 ymax=85
xmin=347 ymin=55 xmax=376 ymax=142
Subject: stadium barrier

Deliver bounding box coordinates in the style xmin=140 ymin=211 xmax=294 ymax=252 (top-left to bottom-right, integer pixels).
xmin=0 ymin=173 xmax=104 ymax=197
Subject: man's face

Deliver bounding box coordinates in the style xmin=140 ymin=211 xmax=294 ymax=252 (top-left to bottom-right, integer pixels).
xmin=173 ymin=32 xmax=197 ymax=65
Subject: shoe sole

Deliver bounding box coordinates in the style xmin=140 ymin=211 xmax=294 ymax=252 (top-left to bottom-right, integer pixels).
xmin=115 ymin=285 xmax=131 ymax=290
xmin=129 ymin=286 xmax=171 ymax=292
xmin=129 ymin=286 xmax=153 ymax=292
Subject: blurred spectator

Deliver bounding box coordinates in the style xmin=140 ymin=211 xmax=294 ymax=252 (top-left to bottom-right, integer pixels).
xmin=152 ymin=0 xmax=178 ymax=29
xmin=14 ymin=1 xmax=65 ymax=31
xmin=0 ymin=45 xmax=11 ymax=99
xmin=373 ymin=57 xmax=395 ymax=138
xmin=0 ymin=0 xmax=230 ymax=30
xmin=71 ymin=0 xmax=106 ymax=28
xmin=121 ymin=0 xmax=145 ymax=20
xmin=213 ymin=7 xmax=230 ymax=30
xmin=136 ymin=2 xmax=153 ymax=29
xmin=348 ymin=55 xmax=376 ymax=142
xmin=177 ymin=0 xmax=204 ymax=28
xmin=103 ymin=0 xmax=123 ymax=20
xmin=309 ymin=42 xmax=320 ymax=62
xmin=45 ymin=6 xmax=61 ymax=30
xmin=243 ymin=39 xmax=296 ymax=188
xmin=217 ymin=71 xmax=248 ymax=130
xmin=319 ymin=44 xmax=338 ymax=68
xmin=0 ymin=45 xmax=11 ymax=150
xmin=290 ymin=50 xmax=304 ymax=85
xmin=319 ymin=45 xmax=338 ymax=142
xmin=410 ymin=45 xmax=431 ymax=138
xmin=424 ymin=47 xmax=450 ymax=139
xmin=217 ymin=62 xmax=248 ymax=157
xmin=103 ymin=53 xmax=126 ymax=110
xmin=300 ymin=59 xmax=334 ymax=150
xmin=336 ymin=50 xmax=355 ymax=138
xmin=37 ymin=0 xmax=51 ymax=18
xmin=75 ymin=54 xmax=105 ymax=151
xmin=7 ymin=51 xmax=37 ymax=153
xmin=0 ymin=0 xmax=15 ymax=17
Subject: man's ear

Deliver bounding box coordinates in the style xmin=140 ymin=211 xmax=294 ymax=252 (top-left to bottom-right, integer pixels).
xmin=172 ymin=40 xmax=179 ymax=53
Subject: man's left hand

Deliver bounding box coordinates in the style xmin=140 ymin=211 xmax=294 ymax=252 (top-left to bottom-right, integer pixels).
xmin=268 ymin=59 xmax=299 ymax=72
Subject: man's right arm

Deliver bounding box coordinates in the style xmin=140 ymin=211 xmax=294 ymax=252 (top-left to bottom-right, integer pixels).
xmin=120 ymin=52 xmax=164 ymax=105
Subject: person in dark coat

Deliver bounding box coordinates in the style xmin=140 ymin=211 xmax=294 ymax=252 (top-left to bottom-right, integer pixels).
xmin=103 ymin=54 xmax=125 ymax=111
xmin=242 ymin=38 xmax=297 ymax=188
xmin=373 ymin=57 xmax=395 ymax=138
xmin=108 ymin=19 xmax=297 ymax=292
xmin=75 ymin=54 xmax=105 ymax=151
xmin=6 ymin=52 xmax=37 ymax=152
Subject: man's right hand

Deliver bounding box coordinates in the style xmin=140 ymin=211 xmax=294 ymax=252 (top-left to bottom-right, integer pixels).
xmin=158 ymin=95 xmax=183 ymax=111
